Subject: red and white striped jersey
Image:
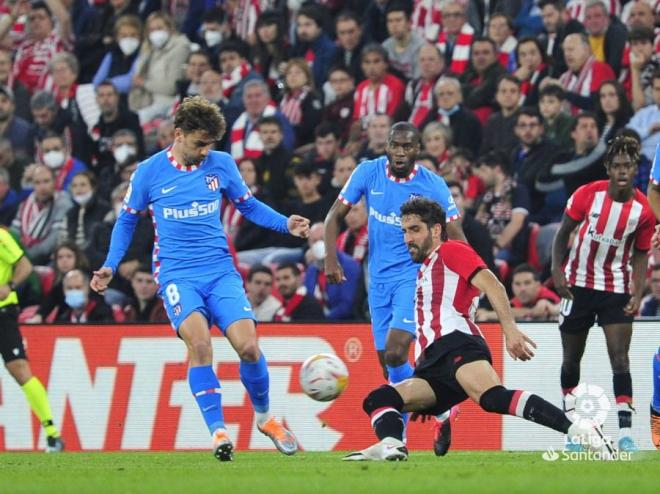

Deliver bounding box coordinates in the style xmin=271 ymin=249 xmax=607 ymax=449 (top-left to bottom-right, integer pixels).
xmin=353 ymin=74 xmax=405 ymax=121
xmin=564 ymin=181 xmax=655 ymax=294
xmin=566 ymin=0 xmax=620 ymax=22
xmin=13 ymin=32 xmax=66 ymax=93
xmin=414 ymin=240 xmax=486 ymax=361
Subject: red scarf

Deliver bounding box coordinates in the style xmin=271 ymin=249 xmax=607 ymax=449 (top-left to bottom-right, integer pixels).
xmin=304 ymin=48 xmax=315 ymax=68
xmin=17 ymin=193 xmax=55 ymax=248
xmin=230 ymin=102 xmax=277 ymax=161
xmin=519 ymin=63 xmax=546 ymax=105
xmin=353 ymin=74 xmax=404 ymax=120
xmin=436 ymin=23 xmax=474 ymax=75
xmin=222 ymin=61 xmax=251 ymax=98
xmin=412 ymin=0 xmax=443 ymax=41
xmin=559 ymin=56 xmax=596 ymax=114
xmin=337 ymin=225 xmax=368 ymax=263
xmin=54 ymin=157 xmax=75 ymax=191
xmin=274 ymin=286 xmax=307 ymax=322
xmin=69 ymin=299 xmax=97 ymax=323
xmin=312 ymin=271 xmax=327 ymax=308
xmin=407 ymin=79 xmax=436 ymax=128
xmin=279 ymin=87 xmax=309 ymax=126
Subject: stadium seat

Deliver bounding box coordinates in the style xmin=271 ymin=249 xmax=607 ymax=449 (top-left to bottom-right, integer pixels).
xmin=527 ymin=223 xmax=542 ymax=272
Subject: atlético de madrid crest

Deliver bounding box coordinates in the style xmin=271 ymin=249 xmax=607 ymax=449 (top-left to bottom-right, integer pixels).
xmin=206 ymin=174 xmax=219 ymax=191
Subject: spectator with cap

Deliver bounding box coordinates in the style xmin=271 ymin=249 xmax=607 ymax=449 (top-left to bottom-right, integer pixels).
xmin=0 ymin=85 xmax=32 ymax=160
xmin=92 ymin=14 xmax=142 ymax=100
xmin=291 ymin=4 xmax=337 ymax=87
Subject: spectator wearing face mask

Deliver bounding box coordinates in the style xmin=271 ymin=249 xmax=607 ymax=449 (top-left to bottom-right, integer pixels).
xmin=304 ymin=222 xmax=362 ymax=321
xmin=61 ymin=172 xmax=110 ymax=250
xmin=35 ymin=132 xmax=87 ymax=192
xmin=56 ymin=269 xmax=114 ymax=323
xmin=97 ymin=129 xmax=140 ymax=202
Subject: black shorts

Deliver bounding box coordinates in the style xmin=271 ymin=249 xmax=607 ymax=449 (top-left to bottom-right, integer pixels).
xmin=0 ymin=305 xmax=27 ymax=363
xmin=413 ymin=331 xmax=492 ymax=416
xmin=558 ymin=286 xmax=633 ymax=334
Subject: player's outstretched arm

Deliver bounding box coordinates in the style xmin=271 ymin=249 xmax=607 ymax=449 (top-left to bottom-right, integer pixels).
xmin=97 ymin=211 xmax=140 ymax=283
xmin=235 ymin=196 xmax=309 ymax=237
xmin=323 ymin=199 xmax=352 ymax=284
xmin=551 ymin=214 xmax=580 ymax=301
xmin=471 ymin=268 xmax=537 ymax=361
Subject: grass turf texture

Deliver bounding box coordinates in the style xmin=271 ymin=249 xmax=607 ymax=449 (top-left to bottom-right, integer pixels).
xmin=2 ymin=451 xmax=659 ymax=494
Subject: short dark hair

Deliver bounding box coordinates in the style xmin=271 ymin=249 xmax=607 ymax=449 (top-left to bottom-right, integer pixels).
xmin=497 ymin=73 xmax=521 ymax=89
xmin=471 ymin=36 xmax=497 ymax=52
xmin=512 ymin=263 xmax=540 ymax=281
xmin=258 ymin=115 xmax=283 ymax=131
xmin=174 ymin=95 xmax=226 ymax=140
xmin=516 ymin=106 xmax=542 ymax=124
xmin=446 ymin=180 xmax=463 ymax=194
xmin=390 ymin=121 xmax=421 ymax=143
xmin=400 ymin=197 xmax=448 ymax=241
xmin=539 ymin=0 xmax=565 ymax=10
xmin=489 ymin=12 xmax=514 ymax=31
xmin=202 ymin=7 xmax=225 ymax=24
xmin=416 ymin=152 xmax=438 ymax=170
xmin=361 ymin=43 xmax=388 ymax=63
xmin=571 ymin=111 xmax=597 ymax=131
xmin=328 ymin=65 xmax=353 ymax=79
xmin=134 ymin=264 xmax=153 ymax=277
xmin=297 ymin=4 xmax=324 ymax=27
xmin=515 ymin=36 xmax=548 ymax=65
xmin=315 ymin=122 xmax=340 ymax=140
xmin=72 ymin=171 xmax=97 ymax=190
xmin=539 ymin=84 xmax=566 ymax=101
xmin=293 ymin=161 xmax=318 ymax=177
xmin=476 ymin=150 xmax=512 ymax=176
xmin=31 ymin=1 xmax=53 ymax=17
xmin=385 ymin=0 xmax=413 ymax=19
xmin=276 ymin=262 xmax=301 ymax=276
xmin=248 ymin=264 xmax=273 ymax=282
xmin=629 ymin=26 xmax=654 ymax=44
xmin=97 ymin=80 xmax=119 ymax=94
xmin=39 ymin=130 xmax=65 ymax=145
xmin=336 ymin=10 xmax=360 ymax=26
xmin=217 ymin=39 xmax=248 ymax=59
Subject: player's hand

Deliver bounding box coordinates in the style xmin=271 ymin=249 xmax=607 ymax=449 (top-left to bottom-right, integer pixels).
xmin=504 ymin=326 xmax=537 ymax=361
xmin=287 ymin=215 xmax=310 ymax=238
xmin=652 ymin=225 xmax=660 ymax=250
xmin=324 ymin=256 xmax=346 ymax=284
xmin=552 ymin=268 xmax=573 ymax=300
xmin=624 ymin=295 xmax=641 ymax=316
xmin=90 ymin=267 xmax=113 ymax=294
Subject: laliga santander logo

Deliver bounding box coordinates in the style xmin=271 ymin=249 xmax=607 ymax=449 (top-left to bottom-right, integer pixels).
xmin=564 ymin=383 xmax=611 ymax=429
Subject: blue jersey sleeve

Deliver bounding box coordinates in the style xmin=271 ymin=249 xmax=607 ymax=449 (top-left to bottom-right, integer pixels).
xmin=123 ymin=164 xmax=151 ymax=214
xmin=431 ymin=175 xmax=461 ymax=221
xmin=652 ymin=142 xmax=660 ymax=186
xmin=221 ymin=154 xmax=289 ymax=234
xmin=338 ymin=161 xmax=370 ymax=206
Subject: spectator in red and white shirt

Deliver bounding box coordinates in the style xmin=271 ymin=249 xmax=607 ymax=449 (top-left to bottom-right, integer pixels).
xmin=8 ymin=1 xmax=68 ymax=94
xmin=353 ymin=44 xmax=405 ymax=123
xmin=551 ymin=133 xmax=654 ymax=451
xmin=545 ymin=32 xmax=615 ymax=114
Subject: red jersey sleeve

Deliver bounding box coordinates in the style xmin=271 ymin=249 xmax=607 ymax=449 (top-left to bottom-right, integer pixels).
xmin=440 ymin=241 xmax=487 ymax=282
xmin=634 ymin=204 xmax=656 ymax=251
xmin=565 ymin=184 xmax=590 ymax=222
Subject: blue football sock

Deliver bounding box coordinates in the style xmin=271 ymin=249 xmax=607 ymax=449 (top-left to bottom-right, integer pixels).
xmin=188 ymin=365 xmax=224 ymax=434
xmin=653 ymin=347 xmax=660 ymax=413
xmin=387 ymin=361 xmax=414 ymax=384
xmin=240 ymin=354 xmax=270 ymax=413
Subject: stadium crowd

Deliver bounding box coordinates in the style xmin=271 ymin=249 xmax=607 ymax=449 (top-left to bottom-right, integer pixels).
xmin=0 ymin=0 xmax=659 ymax=324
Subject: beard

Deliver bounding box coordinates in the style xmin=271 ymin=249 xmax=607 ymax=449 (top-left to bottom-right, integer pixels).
xmin=408 ymin=235 xmax=433 ymax=263
xmin=0 ymin=110 xmax=10 ymax=122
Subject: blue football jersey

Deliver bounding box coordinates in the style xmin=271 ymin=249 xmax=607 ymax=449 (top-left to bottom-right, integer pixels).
xmin=338 ymin=156 xmax=460 ymax=283
xmin=122 ymin=148 xmax=252 ymax=282
xmin=652 ymin=142 xmax=660 ymax=187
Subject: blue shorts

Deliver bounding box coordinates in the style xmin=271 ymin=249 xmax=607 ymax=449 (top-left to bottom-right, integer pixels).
xmin=159 ymin=269 xmax=255 ymax=333
xmin=368 ymin=278 xmax=416 ymax=351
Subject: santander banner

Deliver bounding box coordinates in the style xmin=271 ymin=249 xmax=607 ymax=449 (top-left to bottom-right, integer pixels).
xmin=0 ymin=322 xmax=656 ymax=451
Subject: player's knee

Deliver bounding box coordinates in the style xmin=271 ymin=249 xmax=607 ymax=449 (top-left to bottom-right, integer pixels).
xmin=188 ymin=339 xmax=213 ymax=363
xmin=479 ymin=385 xmax=513 ymax=414
xmin=610 ymin=355 xmax=629 ymax=374
xmin=236 ymin=340 xmax=260 ymax=362
xmin=383 ymin=347 xmax=407 ymax=367
xmin=363 ymin=385 xmax=404 ymax=415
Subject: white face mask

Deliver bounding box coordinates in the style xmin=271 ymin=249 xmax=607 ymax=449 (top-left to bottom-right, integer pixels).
xmin=73 ymin=191 xmax=93 ymax=206
xmin=204 ymin=30 xmax=223 ymax=47
xmin=113 ymin=144 xmax=136 ymax=164
xmin=149 ymin=29 xmax=170 ymax=49
xmin=311 ymin=240 xmax=326 ymax=261
xmin=43 ymin=150 xmax=65 ymax=169
xmin=118 ymin=37 xmax=140 ymax=56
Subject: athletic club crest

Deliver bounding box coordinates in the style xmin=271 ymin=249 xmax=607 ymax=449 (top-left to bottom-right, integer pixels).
xmin=206 ymin=174 xmax=219 ymax=191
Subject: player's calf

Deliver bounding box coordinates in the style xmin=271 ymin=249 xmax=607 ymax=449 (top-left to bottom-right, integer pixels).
xmin=363 ymin=385 xmax=406 ymax=441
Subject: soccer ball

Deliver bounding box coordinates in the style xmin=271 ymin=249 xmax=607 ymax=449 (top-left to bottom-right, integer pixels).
xmin=299 ymin=353 xmax=349 ymax=402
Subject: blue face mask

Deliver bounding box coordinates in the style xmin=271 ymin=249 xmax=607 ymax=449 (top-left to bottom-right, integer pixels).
xmin=65 ymin=289 xmax=86 ymax=309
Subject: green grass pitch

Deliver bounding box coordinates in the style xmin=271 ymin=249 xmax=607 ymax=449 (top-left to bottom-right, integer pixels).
xmin=2 ymin=451 xmax=659 ymax=494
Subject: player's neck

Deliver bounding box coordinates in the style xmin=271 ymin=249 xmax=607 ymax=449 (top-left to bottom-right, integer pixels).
xmin=388 ymin=164 xmax=414 ymax=178
xmin=608 ymin=183 xmax=633 ymax=203
xmin=169 ymin=142 xmax=185 ymax=164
